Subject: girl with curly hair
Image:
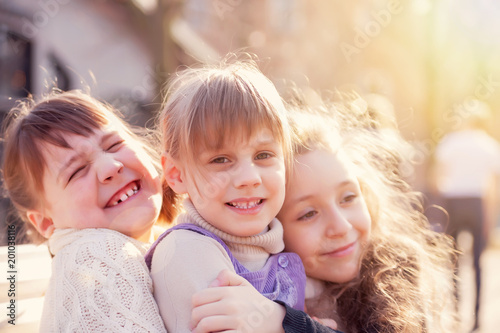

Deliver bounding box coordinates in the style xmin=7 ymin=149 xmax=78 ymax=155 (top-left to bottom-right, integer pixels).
xmin=190 ymin=97 xmax=458 ymax=333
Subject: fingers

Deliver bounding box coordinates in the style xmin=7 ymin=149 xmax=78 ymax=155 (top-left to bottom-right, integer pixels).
xmin=191 ymin=286 xmax=241 ymax=329
xmin=190 ymin=301 xmax=226 ymax=330
xmin=193 ymin=270 xmax=245 ymax=308
xmin=192 ymin=288 xmax=225 ymax=308
xmin=312 ymin=316 xmax=338 ymax=330
xmin=211 ymin=269 xmax=249 ymax=288
xmin=191 ymin=315 xmax=237 ymax=333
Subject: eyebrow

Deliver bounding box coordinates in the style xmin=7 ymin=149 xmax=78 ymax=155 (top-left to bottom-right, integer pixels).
xmin=201 ymin=136 xmax=278 ymax=156
xmin=56 ymin=131 xmax=119 ymax=183
xmin=290 ymin=180 xmax=354 ymax=204
xmin=253 ymin=136 xmax=278 ymax=147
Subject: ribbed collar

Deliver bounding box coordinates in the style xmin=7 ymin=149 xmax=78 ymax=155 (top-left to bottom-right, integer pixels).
xmin=178 ymin=199 xmax=285 ymax=255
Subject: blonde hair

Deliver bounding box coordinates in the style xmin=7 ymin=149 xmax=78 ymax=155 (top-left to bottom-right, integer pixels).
xmin=286 ymin=96 xmax=458 ymax=332
xmin=2 ymin=90 xmax=176 ymax=243
xmin=159 ymin=60 xmax=291 ymax=198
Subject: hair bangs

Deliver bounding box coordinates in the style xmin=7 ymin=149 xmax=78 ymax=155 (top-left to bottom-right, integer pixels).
xmin=185 ymin=72 xmax=286 ymax=156
xmin=27 ymin=98 xmax=108 ymax=148
xmin=3 ymin=93 xmax=111 ymax=205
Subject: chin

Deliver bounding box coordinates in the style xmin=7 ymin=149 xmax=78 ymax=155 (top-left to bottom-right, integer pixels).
xmin=112 ymin=208 xmax=157 ymax=236
xmin=321 ymin=268 xmax=359 ymax=284
xmin=333 ymin=274 xmax=356 ymax=284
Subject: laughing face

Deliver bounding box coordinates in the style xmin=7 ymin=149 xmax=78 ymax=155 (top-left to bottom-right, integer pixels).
xmin=277 ymin=148 xmax=371 ymax=283
xmin=38 ymin=119 xmax=163 ymax=241
xmin=174 ymin=128 xmax=286 ymax=237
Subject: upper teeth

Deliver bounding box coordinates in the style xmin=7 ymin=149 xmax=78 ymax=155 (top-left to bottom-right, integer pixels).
xmin=112 ymin=184 xmax=138 ymax=206
xmin=228 ymin=200 xmax=260 ymax=209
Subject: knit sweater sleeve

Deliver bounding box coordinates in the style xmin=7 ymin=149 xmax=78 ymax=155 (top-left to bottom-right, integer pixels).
xmin=150 ymin=230 xmax=235 ymax=333
xmin=39 ymin=229 xmax=166 ymax=332
xmin=276 ymin=301 xmax=344 ymax=333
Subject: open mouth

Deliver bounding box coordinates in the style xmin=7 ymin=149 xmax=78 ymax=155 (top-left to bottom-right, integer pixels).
xmin=226 ymin=199 xmax=263 ymax=209
xmin=106 ymin=181 xmax=141 ymax=207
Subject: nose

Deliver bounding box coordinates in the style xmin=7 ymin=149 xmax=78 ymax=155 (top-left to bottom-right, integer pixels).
xmin=96 ymin=154 xmax=124 ymax=183
xmin=324 ymin=202 xmax=352 ymax=238
xmin=233 ymin=161 xmax=262 ymax=189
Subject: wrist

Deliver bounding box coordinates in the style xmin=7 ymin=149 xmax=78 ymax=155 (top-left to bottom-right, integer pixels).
xmin=269 ymin=301 xmax=286 ymax=333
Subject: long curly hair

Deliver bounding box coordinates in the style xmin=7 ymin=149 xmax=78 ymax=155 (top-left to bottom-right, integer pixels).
xmin=286 ymin=93 xmax=459 ymax=332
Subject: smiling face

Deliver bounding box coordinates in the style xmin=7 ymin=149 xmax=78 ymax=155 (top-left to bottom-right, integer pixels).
xmin=170 ymin=128 xmax=286 ymax=237
xmin=277 ymin=148 xmax=371 ymax=283
xmin=38 ymin=120 xmax=162 ymax=241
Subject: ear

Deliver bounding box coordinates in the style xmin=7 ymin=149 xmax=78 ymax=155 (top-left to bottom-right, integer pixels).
xmin=27 ymin=210 xmax=55 ymax=239
xmin=161 ymin=153 xmax=188 ymax=194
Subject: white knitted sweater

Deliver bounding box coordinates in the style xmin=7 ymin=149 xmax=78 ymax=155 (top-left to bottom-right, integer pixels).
xmin=39 ymin=228 xmax=166 ymax=332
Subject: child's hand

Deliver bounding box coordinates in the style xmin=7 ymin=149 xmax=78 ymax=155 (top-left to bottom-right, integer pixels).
xmin=311 ymin=316 xmax=338 ymax=330
xmin=190 ymin=270 xmax=286 ymax=333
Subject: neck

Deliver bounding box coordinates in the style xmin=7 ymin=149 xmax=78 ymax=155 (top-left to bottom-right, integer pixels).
xmin=134 ymin=228 xmax=154 ymax=243
xmin=181 ymin=198 xmax=285 ymax=255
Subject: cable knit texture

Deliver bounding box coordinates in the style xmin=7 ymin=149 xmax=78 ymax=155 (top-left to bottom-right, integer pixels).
xmin=40 ymin=228 xmax=166 ymax=332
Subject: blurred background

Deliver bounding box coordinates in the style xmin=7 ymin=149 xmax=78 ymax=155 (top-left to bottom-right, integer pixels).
xmin=1 ymin=0 xmax=499 ymax=332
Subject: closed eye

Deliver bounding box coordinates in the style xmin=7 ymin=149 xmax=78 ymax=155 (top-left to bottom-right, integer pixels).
xmin=107 ymin=140 xmax=124 ymax=152
xmin=68 ymin=165 xmax=86 ymax=183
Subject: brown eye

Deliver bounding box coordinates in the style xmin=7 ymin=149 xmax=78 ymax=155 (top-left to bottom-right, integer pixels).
xmin=341 ymin=193 xmax=357 ymax=204
xmin=211 ymin=157 xmax=229 ymax=164
xmin=298 ymin=210 xmax=317 ymax=221
xmin=255 ymin=152 xmax=272 ymax=160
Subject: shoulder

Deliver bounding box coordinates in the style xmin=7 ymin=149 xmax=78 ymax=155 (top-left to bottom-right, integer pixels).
xmin=52 ymin=229 xmax=147 ymax=270
xmin=149 ymin=229 xmax=235 ymax=288
xmin=151 ymin=229 xmax=231 ymax=266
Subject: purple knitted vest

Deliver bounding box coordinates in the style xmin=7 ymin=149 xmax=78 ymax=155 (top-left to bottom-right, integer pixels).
xmin=145 ymin=223 xmax=306 ymax=311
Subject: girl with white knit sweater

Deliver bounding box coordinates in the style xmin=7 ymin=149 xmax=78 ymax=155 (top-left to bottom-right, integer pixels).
xmin=2 ymin=90 xmax=176 ymax=332
xmin=145 ymin=60 xmax=307 ymax=332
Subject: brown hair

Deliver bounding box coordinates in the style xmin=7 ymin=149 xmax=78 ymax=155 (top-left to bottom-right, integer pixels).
xmin=2 ymin=90 xmax=176 ymax=243
xmin=159 ymin=60 xmax=291 ymax=201
xmin=286 ymin=95 xmax=458 ymax=332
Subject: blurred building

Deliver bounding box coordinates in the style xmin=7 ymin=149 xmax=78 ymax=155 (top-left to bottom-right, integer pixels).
xmin=2 ymin=0 xmax=500 ymax=240
xmin=179 ymin=0 xmax=500 ymax=193
xmin=0 ymin=0 xmax=165 ymax=121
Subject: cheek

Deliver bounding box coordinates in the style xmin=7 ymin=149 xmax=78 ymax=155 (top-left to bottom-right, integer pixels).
xmin=283 ymin=225 xmax=316 ymax=258
xmin=135 ymin=153 xmax=159 ymax=179
xmin=277 ymin=167 xmax=287 ymax=189
xmin=358 ymin=212 xmax=372 ymax=241
xmin=282 ymin=225 xmax=300 ymax=251
xmin=267 ymin=164 xmax=286 ymax=185
xmin=193 ymin=176 xmax=227 ymax=202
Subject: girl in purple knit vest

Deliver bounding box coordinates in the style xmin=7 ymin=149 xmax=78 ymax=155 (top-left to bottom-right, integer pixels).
xmin=145 ymin=60 xmax=306 ymax=332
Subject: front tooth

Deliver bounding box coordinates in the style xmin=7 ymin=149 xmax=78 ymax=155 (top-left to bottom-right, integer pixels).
xmin=120 ymin=194 xmax=128 ymax=202
xmin=126 ymin=189 xmax=134 ymax=197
